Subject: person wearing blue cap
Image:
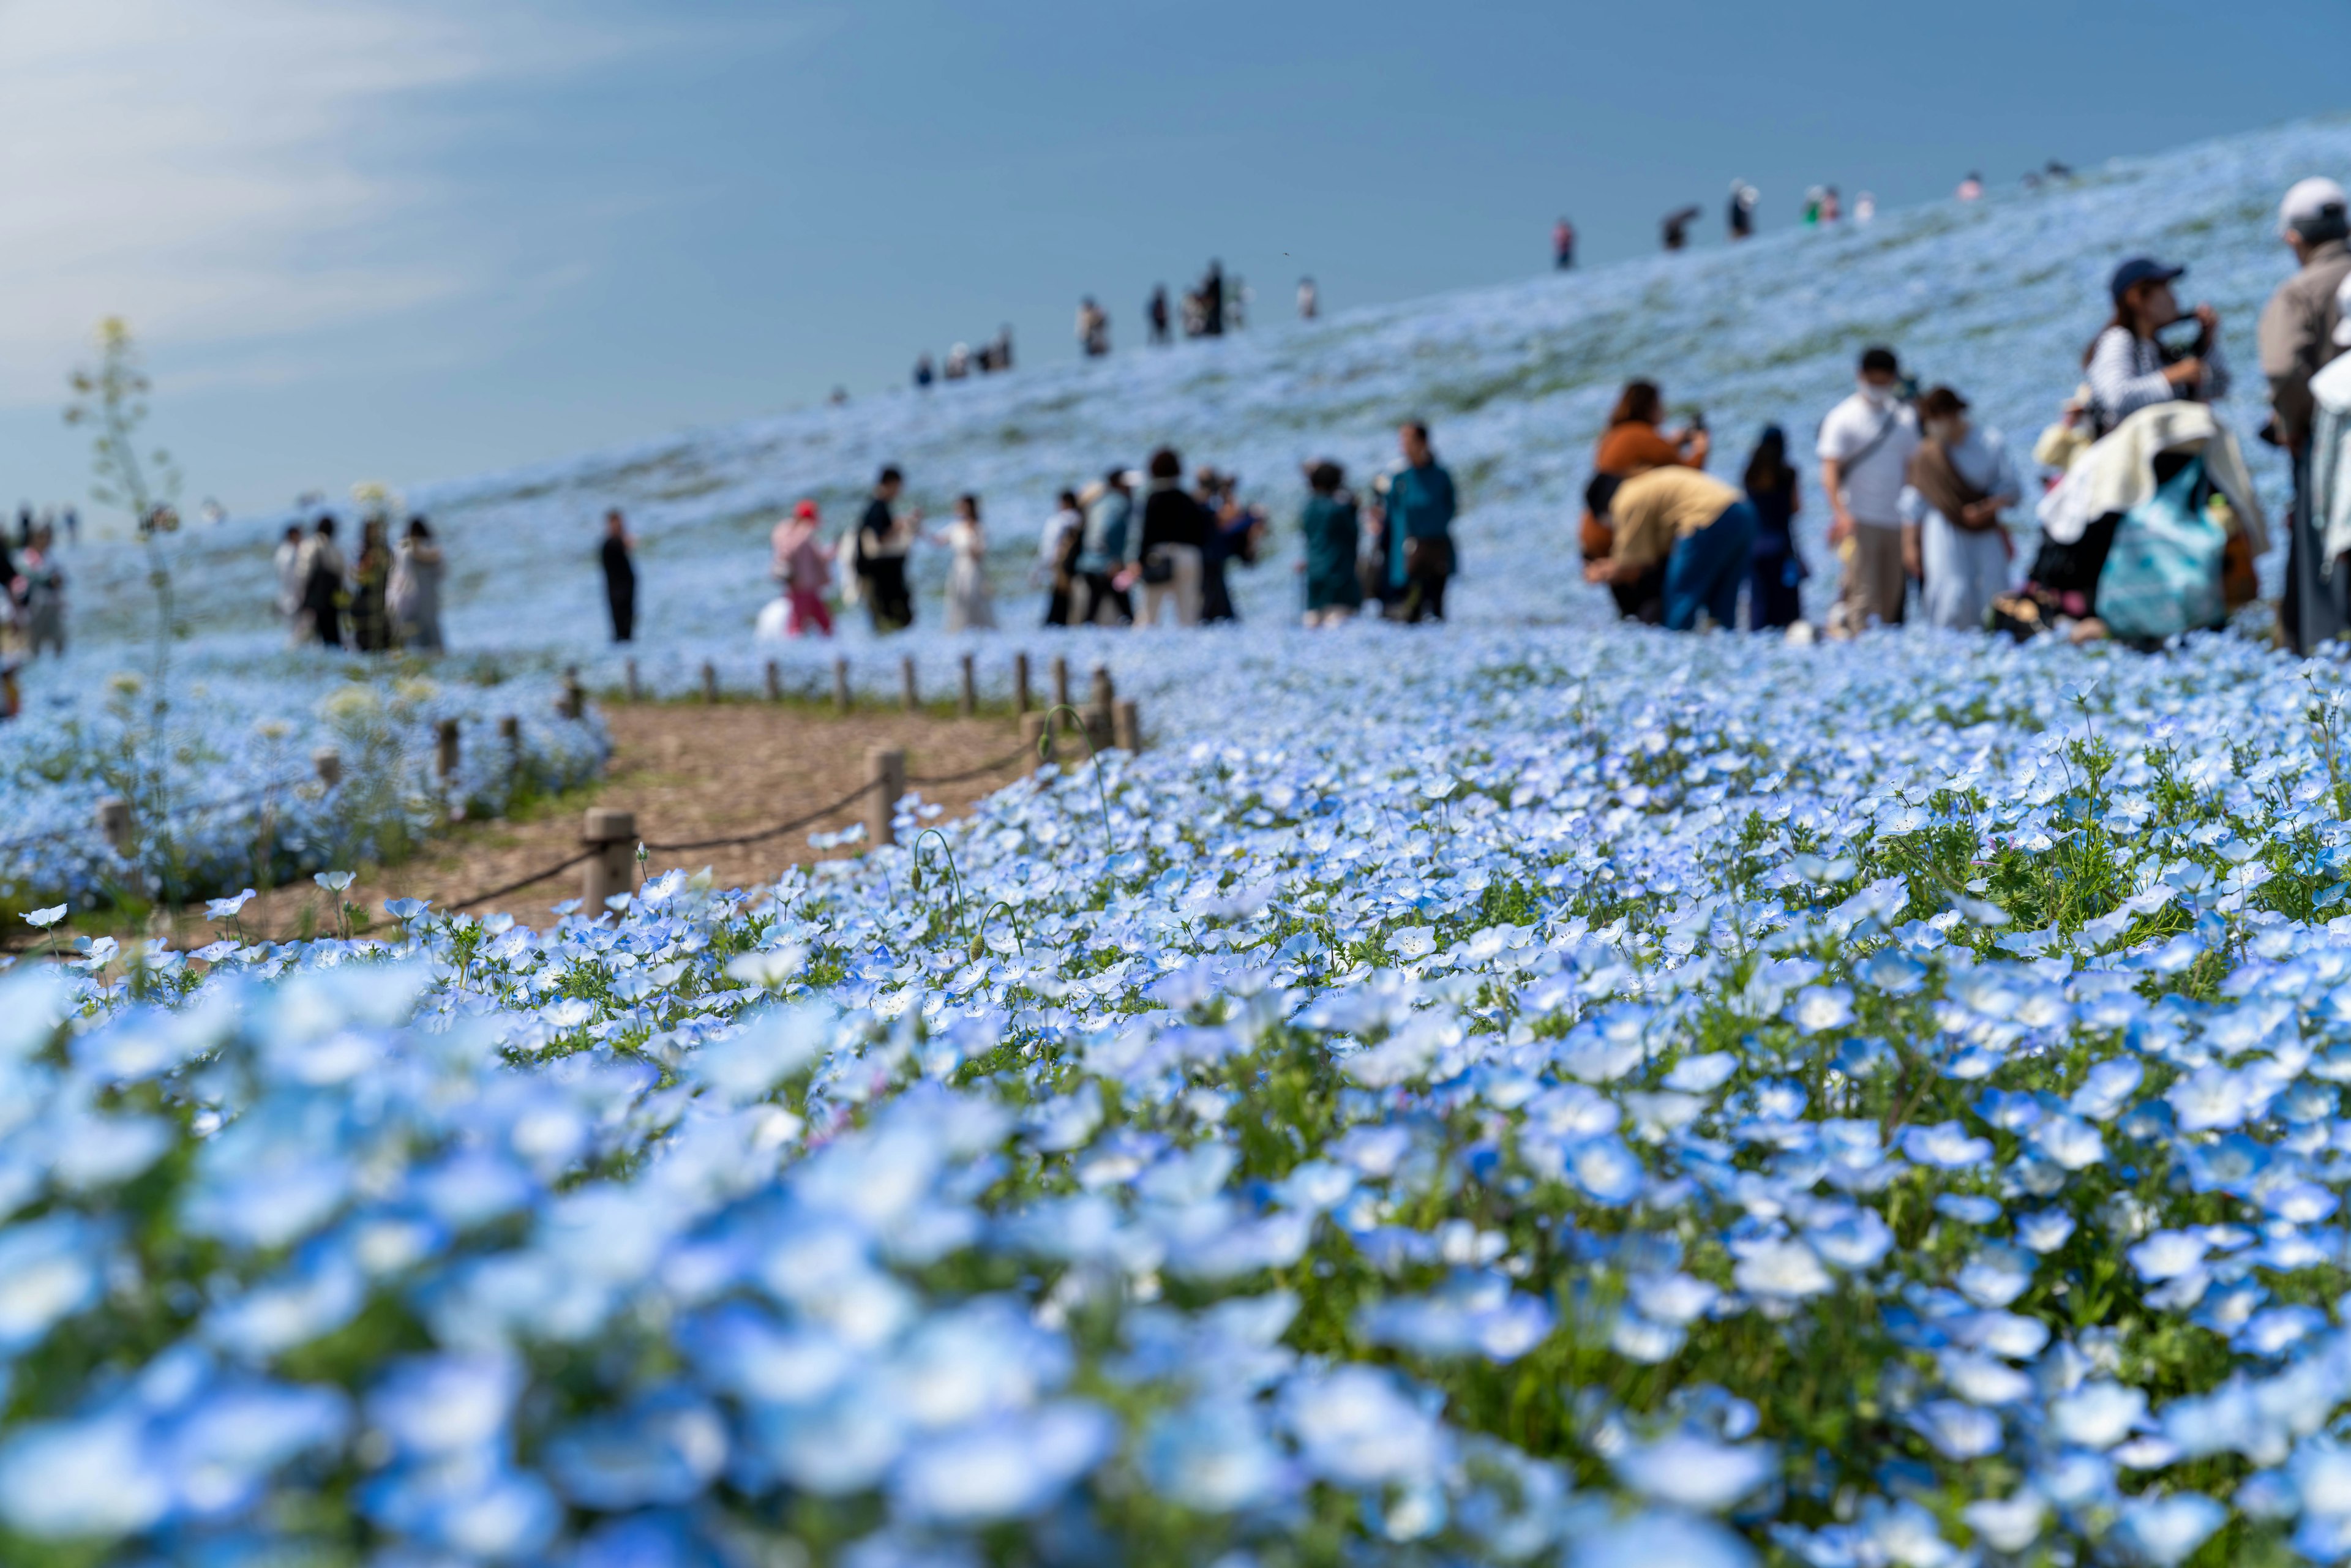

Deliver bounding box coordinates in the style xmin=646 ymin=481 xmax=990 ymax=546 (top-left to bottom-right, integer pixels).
xmin=2082 ymin=257 xmax=2227 ymax=439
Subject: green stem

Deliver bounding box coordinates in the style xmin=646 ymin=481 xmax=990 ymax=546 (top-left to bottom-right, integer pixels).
xmin=1037 ymin=703 xmax=1117 ymax=859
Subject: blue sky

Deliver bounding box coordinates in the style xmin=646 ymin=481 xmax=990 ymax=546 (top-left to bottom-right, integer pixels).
xmin=6 ymin=0 xmax=2349 ymax=524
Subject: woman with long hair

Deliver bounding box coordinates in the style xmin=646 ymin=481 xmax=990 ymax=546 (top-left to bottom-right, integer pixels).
xmin=1742 ymin=426 xmax=1805 ymax=630
xmin=388 ymin=517 xmax=446 ymax=651
xmin=2083 ymin=257 xmax=2226 ymax=437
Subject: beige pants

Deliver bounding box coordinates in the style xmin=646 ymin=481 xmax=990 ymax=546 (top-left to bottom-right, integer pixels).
xmin=1847 ymin=522 xmax=1908 ymax=628
xmin=1134 ymin=544 xmax=1202 ymax=628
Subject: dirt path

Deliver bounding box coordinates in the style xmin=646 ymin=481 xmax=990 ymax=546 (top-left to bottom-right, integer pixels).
xmin=212 ymin=701 xmax=1033 ymax=942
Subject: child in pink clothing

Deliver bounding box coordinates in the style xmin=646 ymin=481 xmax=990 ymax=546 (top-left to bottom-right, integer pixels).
xmin=771 ymin=500 xmax=834 ymax=636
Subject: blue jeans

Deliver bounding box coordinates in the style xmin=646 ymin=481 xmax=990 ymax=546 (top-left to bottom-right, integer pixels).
xmin=1661 ymin=500 xmax=1758 ymax=631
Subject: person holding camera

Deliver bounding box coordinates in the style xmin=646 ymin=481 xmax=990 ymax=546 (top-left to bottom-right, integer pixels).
xmin=2084 ymin=258 xmax=2228 ymax=438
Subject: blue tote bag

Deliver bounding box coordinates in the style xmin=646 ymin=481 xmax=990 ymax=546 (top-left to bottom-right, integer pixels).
xmin=2096 ymin=456 xmax=2225 ymax=642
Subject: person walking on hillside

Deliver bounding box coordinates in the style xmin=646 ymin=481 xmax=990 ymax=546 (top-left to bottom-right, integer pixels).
xmin=1300 ymin=460 xmax=1363 ymax=626
xmin=1585 ymin=465 xmax=1758 ymax=632
xmin=857 ymin=466 xmax=920 ymax=633
xmin=1819 ymin=346 xmax=1921 ymax=628
xmin=1742 ymin=427 xmax=1805 ymax=631
xmin=2085 ymin=258 xmax=2228 ymax=439
xmin=1201 ymin=262 xmax=1226 ymax=336
xmin=1147 ymin=286 xmax=1171 ymax=345
xmin=274 ymin=523 xmax=307 ymax=646
xmin=1373 ymin=420 xmax=1459 ymax=622
xmin=1127 ymin=448 xmax=1207 ymax=628
xmin=1728 ymin=181 xmax=1757 ymax=241
xmin=350 ymin=519 xmax=392 ymax=653
xmin=1583 ymin=380 xmax=1709 ymax=618
xmin=1553 ymin=219 xmax=1576 ymax=270
xmin=2260 ymin=176 xmax=2351 ymax=654
xmin=1661 ymin=207 xmax=1699 ymax=252
xmin=1298 ymin=277 xmax=1319 ymax=320
xmin=601 ymin=510 xmax=636 ymax=643
xmin=771 ymin=500 xmax=834 ymax=637
xmin=1900 ymin=386 xmax=2021 ymax=631
xmin=939 ymin=493 xmax=997 ymax=632
xmin=1078 ymin=298 xmax=1110 ymax=357
xmin=389 ymin=517 xmax=446 ymax=652
xmin=1957 ymin=173 xmax=1985 ymax=201
xmin=1071 ymin=470 xmax=1135 ymax=626
xmin=914 ymin=354 xmax=936 ymax=389
xmin=302 ymin=516 xmax=348 ymax=649
xmin=1037 ymin=489 xmax=1083 ymax=628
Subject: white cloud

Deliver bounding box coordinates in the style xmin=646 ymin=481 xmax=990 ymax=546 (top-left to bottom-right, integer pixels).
xmin=0 ymin=0 xmax=602 ymax=404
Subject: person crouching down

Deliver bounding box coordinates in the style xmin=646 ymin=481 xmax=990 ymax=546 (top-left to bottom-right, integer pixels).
xmin=1584 ymin=466 xmax=1758 ymax=631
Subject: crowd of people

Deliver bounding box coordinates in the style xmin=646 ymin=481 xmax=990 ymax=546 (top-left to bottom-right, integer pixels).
xmin=731 ymin=421 xmax=1464 ymax=643
xmin=276 ymin=512 xmax=446 ymax=653
xmin=1573 ymin=171 xmax=2351 ymax=651
xmin=167 ymin=170 xmax=2351 ymax=669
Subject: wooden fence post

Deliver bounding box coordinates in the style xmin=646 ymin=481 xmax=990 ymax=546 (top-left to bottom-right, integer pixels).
xmin=1051 ymin=655 xmax=1071 ymax=712
xmin=701 ymin=661 xmax=719 ymax=703
xmin=866 ymin=746 xmax=907 ymax=847
xmin=1014 ymin=651 xmax=1032 ymax=715
xmin=625 ymin=658 xmax=642 ymax=702
xmin=312 ymin=747 xmax=343 ymax=788
xmin=435 ymin=719 xmax=460 ymax=784
xmin=901 ymin=656 xmax=919 ymax=713
xmin=959 ymin=652 xmax=977 ymax=717
xmin=97 ymin=797 xmax=146 ymax=899
xmin=1021 ymin=710 xmax=1052 ymax=775
xmin=1114 ymin=699 xmax=1143 ymax=754
xmin=497 ymin=715 xmax=521 ymax=786
xmin=558 ymin=666 xmax=583 ymax=719
xmin=581 ymin=807 xmax=638 ymax=916
xmin=833 ymin=657 xmax=851 ymax=713
xmin=765 ymin=660 xmax=781 ymax=702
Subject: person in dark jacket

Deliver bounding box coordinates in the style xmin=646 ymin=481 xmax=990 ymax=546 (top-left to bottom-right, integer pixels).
xmin=601 ymin=510 xmax=636 ymax=643
xmin=1147 ymin=286 xmax=1170 ymax=345
xmin=1373 ymin=420 xmax=1459 ymax=622
xmin=302 ymin=516 xmax=347 ymax=648
xmin=1743 ymin=426 xmax=1806 ymax=630
xmin=1300 ymin=460 xmax=1363 ymax=626
xmin=1127 ymin=447 xmax=1208 ymax=627
xmin=857 ymin=466 xmax=920 ymax=632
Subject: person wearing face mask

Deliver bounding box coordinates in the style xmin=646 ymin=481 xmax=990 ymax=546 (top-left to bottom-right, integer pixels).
xmin=1899 ymin=388 xmax=2021 ymax=632
xmin=1817 ymin=346 xmax=1922 ymax=629
xmin=2083 ymin=257 xmax=2228 ymax=438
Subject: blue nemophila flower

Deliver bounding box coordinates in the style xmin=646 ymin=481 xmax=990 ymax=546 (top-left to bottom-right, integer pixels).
xmin=1610 ymin=1431 xmax=1776 ymax=1512
xmin=1901 ymin=1121 xmax=1992 ymax=1169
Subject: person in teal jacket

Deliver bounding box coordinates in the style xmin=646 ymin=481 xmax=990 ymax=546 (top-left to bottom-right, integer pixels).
xmin=1376 ymin=419 xmax=1458 ymax=621
xmin=1299 ymin=460 xmax=1363 ymax=625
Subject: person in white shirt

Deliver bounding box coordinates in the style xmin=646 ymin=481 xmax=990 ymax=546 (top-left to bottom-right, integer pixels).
xmin=273 ymin=524 xmax=307 ymax=645
xmin=2084 ymin=256 xmax=2227 ymax=437
xmin=1899 ymin=386 xmax=2022 ymax=631
xmin=1818 ymin=345 xmax=1922 ymax=628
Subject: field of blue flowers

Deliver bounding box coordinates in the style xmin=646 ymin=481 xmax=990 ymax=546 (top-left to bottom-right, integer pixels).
xmin=14 ymin=115 xmax=2351 ymax=1564
xmin=6 ymin=622 xmax=2351 ymax=1566
xmin=0 ymin=646 xmax=607 ymax=919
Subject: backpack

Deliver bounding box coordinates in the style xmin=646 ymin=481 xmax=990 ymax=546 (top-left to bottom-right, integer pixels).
xmin=2094 ymin=456 xmax=2225 ymax=641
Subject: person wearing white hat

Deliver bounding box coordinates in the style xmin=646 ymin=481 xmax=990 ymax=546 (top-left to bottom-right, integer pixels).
xmin=2259 ymin=175 xmax=2351 ymax=653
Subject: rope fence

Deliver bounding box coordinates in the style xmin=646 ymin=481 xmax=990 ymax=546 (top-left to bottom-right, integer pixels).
xmin=9 ymin=651 xmax=1147 ymax=940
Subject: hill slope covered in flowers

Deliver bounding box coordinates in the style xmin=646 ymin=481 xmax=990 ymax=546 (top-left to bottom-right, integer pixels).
xmin=13 ymin=116 xmax=2351 ymax=1566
